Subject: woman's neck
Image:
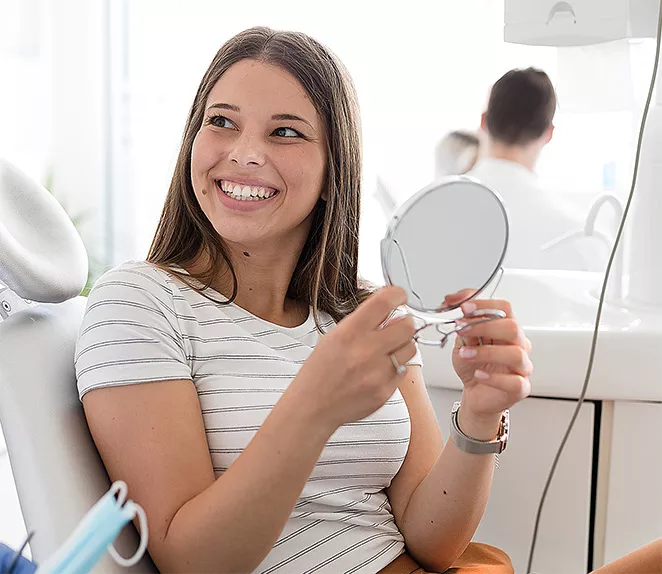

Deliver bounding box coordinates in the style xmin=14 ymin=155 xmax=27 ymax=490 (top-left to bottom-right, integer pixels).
xmin=186 ymin=241 xmax=309 ymax=328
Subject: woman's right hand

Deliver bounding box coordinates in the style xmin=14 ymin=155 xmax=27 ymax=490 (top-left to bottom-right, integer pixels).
xmin=290 ymin=286 xmax=417 ymax=431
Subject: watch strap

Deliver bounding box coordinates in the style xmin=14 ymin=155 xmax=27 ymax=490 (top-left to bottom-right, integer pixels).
xmin=450 ymin=401 xmax=509 ymax=455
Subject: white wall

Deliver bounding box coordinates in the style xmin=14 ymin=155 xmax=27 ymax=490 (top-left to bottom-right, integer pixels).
xmin=0 ymin=0 xmax=52 ymax=180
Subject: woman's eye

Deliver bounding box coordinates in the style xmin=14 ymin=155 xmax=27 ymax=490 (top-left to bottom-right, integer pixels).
xmin=273 ymin=127 xmax=301 ymax=138
xmin=208 ymin=115 xmax=234 ymax=129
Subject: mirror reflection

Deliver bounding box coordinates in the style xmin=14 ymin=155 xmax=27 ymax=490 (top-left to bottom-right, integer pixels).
xmin=381 ymin=177 xmax=508 ymax=314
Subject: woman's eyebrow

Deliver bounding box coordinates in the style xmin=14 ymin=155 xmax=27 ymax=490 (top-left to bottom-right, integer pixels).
xmin=271 ymin=113 xmax=314 ymax=130
xmin=207 ymin=102 xmax=240 ymax=112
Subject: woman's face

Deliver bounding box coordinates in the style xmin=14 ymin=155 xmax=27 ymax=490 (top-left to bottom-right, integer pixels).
xmin=190 ymin=59 xmax=327 ymax=250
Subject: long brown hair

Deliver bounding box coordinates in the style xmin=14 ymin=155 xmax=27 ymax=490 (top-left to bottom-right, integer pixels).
xmin=147 ymin=27 xmax=372 ymax=329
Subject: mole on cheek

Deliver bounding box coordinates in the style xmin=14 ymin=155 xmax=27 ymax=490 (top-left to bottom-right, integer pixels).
xmin=243 ymin=251 xmax=250 ymax=257
xmin=201 ymin=188 xmax=208 ymax=196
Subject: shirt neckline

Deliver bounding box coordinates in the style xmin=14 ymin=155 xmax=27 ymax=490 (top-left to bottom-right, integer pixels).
xmin=166 ymin=263 xmax=317 ymax=337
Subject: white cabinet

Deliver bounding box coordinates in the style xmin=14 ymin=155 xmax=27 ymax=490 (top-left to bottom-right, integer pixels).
xmin=602 ymin=401 xmax=662 ymax=567
xmin=427 ymin=388 xmax=595 ymax=574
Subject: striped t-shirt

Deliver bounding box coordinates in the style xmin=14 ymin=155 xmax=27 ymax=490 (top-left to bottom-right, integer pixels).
xmin=75 ymin=261 xmax=422 ymax=574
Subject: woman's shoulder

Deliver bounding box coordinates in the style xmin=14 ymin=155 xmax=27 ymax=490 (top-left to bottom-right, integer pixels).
xmin=87 ymin=261 xmax=240 ymax=330
xmin=89 ymin=260 xmax=182 ymax=300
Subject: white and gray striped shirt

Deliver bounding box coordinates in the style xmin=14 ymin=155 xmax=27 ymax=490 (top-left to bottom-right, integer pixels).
xmin=75 ymin=261 xmax=421 ymax=574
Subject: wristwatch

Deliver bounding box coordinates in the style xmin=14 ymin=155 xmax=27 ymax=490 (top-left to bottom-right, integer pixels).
xmin=450 ymin=401 xmax=509 ymax=455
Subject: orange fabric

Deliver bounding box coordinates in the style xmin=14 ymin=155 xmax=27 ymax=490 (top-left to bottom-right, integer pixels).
xmin=378 ymin=543 xmax=514 ymax=574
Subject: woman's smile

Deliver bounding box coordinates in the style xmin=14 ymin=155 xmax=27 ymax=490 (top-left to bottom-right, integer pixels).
xmin=215 ymin=178 xmax=281 ymax=212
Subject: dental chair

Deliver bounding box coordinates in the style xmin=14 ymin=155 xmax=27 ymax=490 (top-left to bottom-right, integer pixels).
xmin=0 ymin=158 xmax=157 ymax=573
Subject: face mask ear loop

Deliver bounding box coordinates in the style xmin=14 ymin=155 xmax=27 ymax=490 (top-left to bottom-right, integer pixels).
xmin=109 ymin=480 xmax=128 ymax=507
xmin=108 ymin=502 xmax=149 ymax=568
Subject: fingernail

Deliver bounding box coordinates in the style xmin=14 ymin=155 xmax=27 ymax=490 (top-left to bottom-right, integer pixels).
xmin=463 ymin=302 xmax=477 ymax=314
xmin=474 ymin=369 xmax=490 ymax=380
xmin=459 ymin=347 xmax=477 ymax=359
xmin=456 ymin=321 xmax=471 ymax=332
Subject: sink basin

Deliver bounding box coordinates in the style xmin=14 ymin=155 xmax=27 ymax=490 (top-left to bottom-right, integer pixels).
xmin=495 ymin=269 xmax=638 ymax=331
xmin=421 ymin=269 xmax=662 ymax=402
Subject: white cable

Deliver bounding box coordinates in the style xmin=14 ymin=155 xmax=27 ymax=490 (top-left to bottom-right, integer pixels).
xmin=526 ymin=3 xmax=662 ymax=571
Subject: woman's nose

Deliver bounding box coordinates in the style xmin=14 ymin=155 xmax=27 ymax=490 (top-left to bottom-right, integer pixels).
xmin=228 ymin=132 xmax=266 ymax=168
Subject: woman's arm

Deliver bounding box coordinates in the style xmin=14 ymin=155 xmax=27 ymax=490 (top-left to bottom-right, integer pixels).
xmin=388 ymin=298 xmax=532 ymax=572
xmin=591 ymin=539 xmax=662 ymax=574
xmin=84 ymin=379 xmax=335 ymax=573
xmin=386 ymin=367 xmax=499 ymax=572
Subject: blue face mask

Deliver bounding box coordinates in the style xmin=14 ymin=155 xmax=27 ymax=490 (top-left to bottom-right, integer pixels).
xmin=36 ymin=481 xmax=148 ymax=574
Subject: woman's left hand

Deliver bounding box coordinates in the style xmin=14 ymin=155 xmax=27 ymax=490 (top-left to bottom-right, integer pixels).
xmin=445 ymin=293 xmax=533 ymax=433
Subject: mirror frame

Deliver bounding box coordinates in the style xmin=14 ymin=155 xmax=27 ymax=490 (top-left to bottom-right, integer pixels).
xmin=380 ymin=175 xmax=510 ymax=314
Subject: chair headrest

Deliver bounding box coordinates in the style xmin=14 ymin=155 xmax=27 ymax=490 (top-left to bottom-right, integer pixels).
xmin=0 ymin=158 xmax=88 ymax=303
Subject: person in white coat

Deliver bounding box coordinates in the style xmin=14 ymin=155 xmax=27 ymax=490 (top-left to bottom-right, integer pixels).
xmin=468 ymin=68 xmax=605 ymax=271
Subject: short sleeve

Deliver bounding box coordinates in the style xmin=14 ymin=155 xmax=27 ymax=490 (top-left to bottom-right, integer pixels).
xmin=75 ymin=263 xmax=191 ymax=400
xmin=388 ymin=307 xmax=423 ymax=367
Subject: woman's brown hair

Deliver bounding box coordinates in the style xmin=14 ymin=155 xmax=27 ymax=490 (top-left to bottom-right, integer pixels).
xmin=147 ymin=26 xmax=371 ymax=329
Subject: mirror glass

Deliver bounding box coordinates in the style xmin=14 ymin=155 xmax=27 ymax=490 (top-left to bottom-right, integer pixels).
xmin=381 ymin=176 xmax=509 ymax=345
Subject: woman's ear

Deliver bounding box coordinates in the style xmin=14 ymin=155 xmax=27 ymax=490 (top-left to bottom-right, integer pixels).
xmin=321 ymin=189 xmax=328 ymax=202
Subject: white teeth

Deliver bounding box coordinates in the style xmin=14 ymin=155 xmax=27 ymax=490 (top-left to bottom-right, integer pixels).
xmin=218 ymin=180 xmax=276 ymax=202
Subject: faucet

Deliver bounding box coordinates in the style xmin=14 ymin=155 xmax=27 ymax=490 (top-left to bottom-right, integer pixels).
xmin=539 ymin=193 xmax=625 ymax=302
xmin=583 ymin=193 xmax=625 ymax=301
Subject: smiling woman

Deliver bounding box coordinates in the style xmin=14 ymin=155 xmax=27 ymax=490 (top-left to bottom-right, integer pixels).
xmin=146 ymin=29 xmax=365 ymax=326
xmin=190 ymin=59 xmax=326 ymax=244
xmin=74 ymin=26 xmax=528 ymax=574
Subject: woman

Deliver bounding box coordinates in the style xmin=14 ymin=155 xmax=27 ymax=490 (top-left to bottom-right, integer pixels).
xmin=75 ymin=27 xmax=532 ymax=573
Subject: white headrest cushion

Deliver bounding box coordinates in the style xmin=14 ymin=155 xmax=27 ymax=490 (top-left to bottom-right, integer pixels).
xmin=0 ymin=158 xmax=88 ymax=303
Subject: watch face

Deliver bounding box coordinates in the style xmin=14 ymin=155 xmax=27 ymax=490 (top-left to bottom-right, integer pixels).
xmin=500 ymin=410 xmax=510 ymax=438
xmin=496 ymin=410 xmax=509 ymax=453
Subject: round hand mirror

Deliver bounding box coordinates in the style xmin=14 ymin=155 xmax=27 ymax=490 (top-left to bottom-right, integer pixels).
xmin=381 ymin=176 xmax=509 ymax=346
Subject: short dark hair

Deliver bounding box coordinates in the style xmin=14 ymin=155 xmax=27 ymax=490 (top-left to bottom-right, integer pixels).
xmin=485 ymin=67 xmax=556 ymax=146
